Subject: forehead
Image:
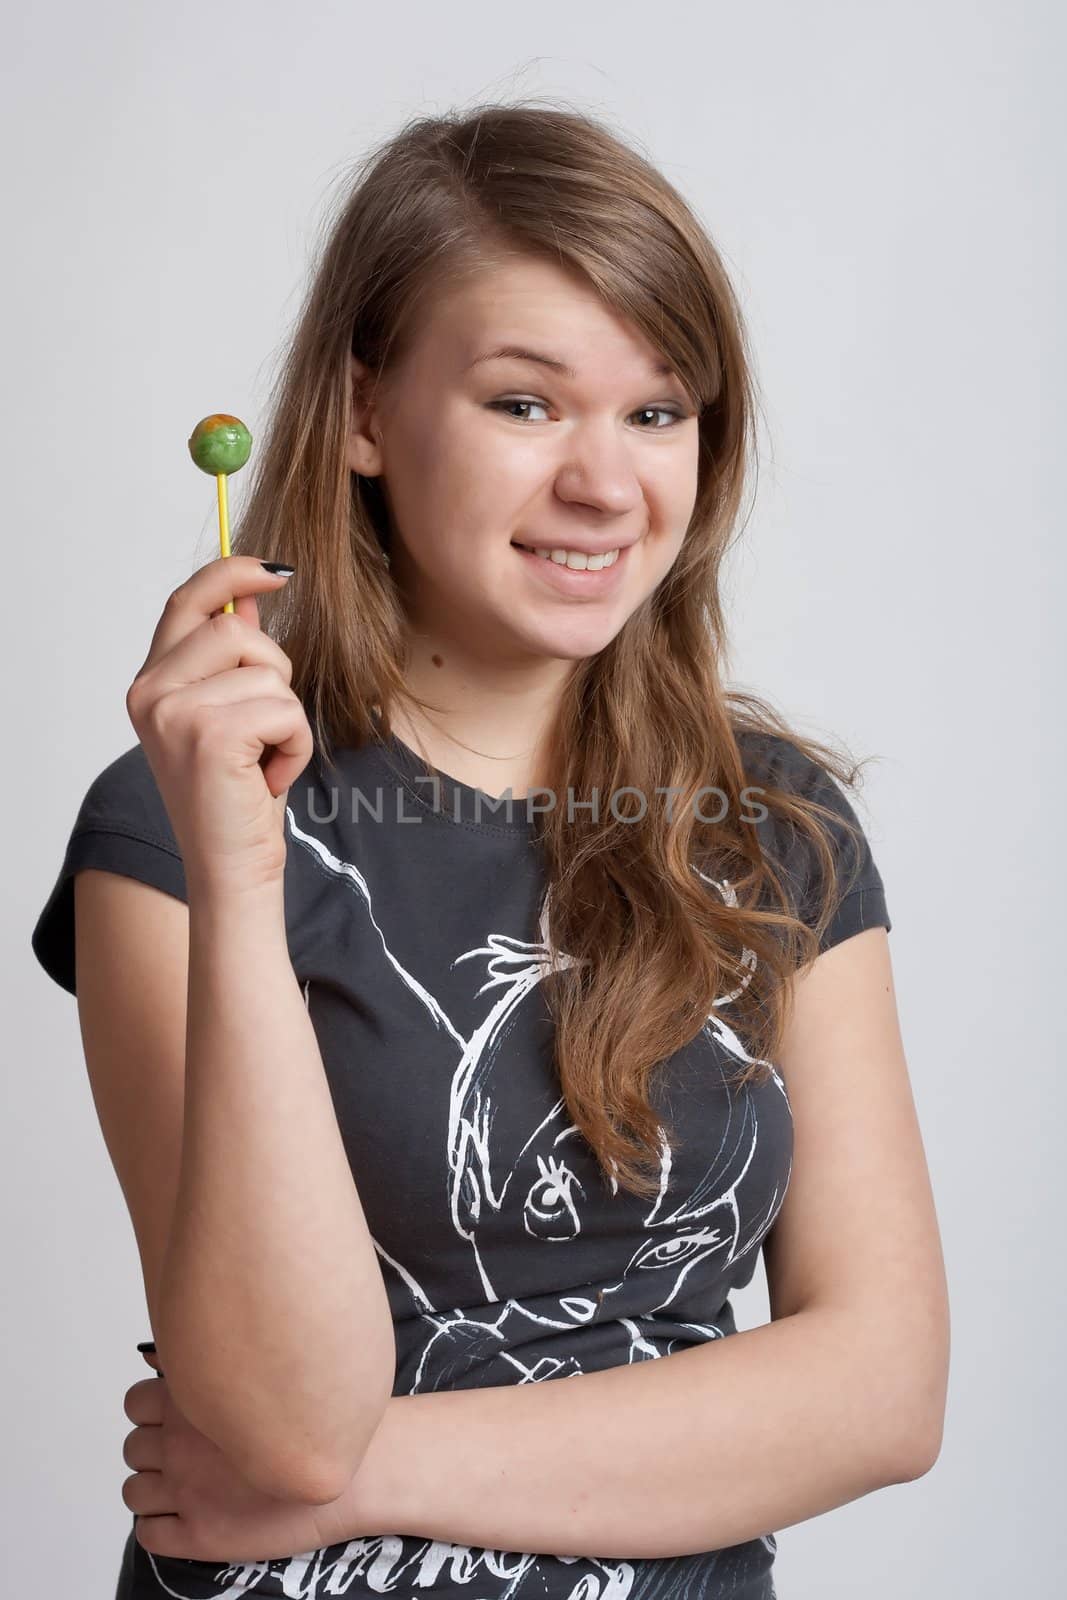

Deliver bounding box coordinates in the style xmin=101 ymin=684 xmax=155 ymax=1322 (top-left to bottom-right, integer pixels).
xmin=419 ymin=256 xmax=678 ymax=384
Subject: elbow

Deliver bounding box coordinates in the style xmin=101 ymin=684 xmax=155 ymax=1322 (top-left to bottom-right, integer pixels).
xmin=862 ymin=1314 xmax=950 ymax=1485
xmin=889 ymin=1409 xmax=945 ymax=1483
xmin=161 ymin=1345 xmax=395 ymax=1509
xmin=888 ymin=1348 xmax=950 ymax=1483
xmin=278 ymin=1382 xmax=395 ymax=1506
xmin=246 ymin=1441 xmax=367 ymax=1509
xmin=196 ymin=1386 xmax=392 ymax=1509
xmin=877 ymin=1378 xmax=947 ymax=1484
xmin=241 ymin=1445 xmax=356 ymax=1508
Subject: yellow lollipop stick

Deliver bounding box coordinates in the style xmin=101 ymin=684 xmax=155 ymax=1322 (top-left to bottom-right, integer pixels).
xmin=216 ymin=473 xmax=233 ymax=612
xmin=187 ymin=414 xmax=254 ymax=615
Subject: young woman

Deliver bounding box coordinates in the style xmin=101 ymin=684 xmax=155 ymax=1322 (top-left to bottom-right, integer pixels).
xmin=31 ymin=102 xmax=949 ymax=1599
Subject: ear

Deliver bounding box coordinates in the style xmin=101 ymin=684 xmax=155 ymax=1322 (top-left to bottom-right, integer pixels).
xmin=347 ymin=353 xmax=386 ymax=477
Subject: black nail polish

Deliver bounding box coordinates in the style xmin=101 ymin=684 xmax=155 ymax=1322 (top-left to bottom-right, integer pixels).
xmin=261 ymin=561 xmax=295 ymax=576
xmin=136 ymin=1341 xmax=156 ymax=1353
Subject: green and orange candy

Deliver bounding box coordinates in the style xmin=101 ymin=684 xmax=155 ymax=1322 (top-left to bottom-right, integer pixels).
xmin=188 ymin=414 xmax=253 ymax=615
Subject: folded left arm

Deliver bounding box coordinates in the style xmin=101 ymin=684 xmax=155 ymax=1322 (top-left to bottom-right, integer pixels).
xmin=330 ymin=926 xmax=948 ymax=1560
xmin=334 ymin=1298 xmax=932 ymax=1559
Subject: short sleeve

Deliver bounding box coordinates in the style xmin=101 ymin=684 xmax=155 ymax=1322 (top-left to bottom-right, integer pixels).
xmin=30 ymin=743 xmax=187 ymax=997
xmin=739 ymin=729 xmax=892 ymax=955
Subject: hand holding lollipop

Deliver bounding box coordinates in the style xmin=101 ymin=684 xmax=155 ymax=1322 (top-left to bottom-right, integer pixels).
xmin=126 ymin=550 xmax=307 ymax=894
xmin=121 ymin=412 xmax=306 ymax=894
xmin=187 ymin=414 xmax=253 ymax=614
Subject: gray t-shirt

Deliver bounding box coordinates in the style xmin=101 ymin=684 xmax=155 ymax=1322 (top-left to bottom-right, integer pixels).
xmin=31 ymin=724 xmax=890 ymax=1600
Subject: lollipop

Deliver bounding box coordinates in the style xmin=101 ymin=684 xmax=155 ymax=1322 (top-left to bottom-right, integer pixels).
xmin=187 ymin=414 xmax=253 ymax=615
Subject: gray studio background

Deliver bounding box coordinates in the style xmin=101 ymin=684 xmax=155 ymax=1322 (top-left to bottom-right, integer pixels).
xmin=5 ymin=2 xmax=1062 ymax=1593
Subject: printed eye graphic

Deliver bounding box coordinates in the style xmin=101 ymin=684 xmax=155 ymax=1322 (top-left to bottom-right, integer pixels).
xmin=524 ymin=1155 xmax=586 ymax=1241
xmin=633 ymin=1227 xmax=723 ymax=1272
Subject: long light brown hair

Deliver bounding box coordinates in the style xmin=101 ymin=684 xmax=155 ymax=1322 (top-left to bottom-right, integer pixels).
xmin=230 ymin=98 xmax=879 ymax=1200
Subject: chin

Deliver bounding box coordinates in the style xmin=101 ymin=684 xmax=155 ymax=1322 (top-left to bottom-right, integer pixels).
xmin=509 ymin=617 xmax=627 ymax=662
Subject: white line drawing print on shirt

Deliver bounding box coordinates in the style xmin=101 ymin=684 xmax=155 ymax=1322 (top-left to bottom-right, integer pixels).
xmin=140 ymin=816 xmax=785 ymax=1598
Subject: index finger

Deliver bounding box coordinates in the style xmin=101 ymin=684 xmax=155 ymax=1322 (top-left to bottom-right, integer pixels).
xmin=140 ymin=555 xmax=293 ymax=673
xmin=124 ymin=1377 xmax=165 ymax=1425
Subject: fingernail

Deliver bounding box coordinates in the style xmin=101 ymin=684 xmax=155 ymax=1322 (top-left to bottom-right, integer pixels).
xmin=136 ymin=1341 xmax=156 ymax=1353
xmin=261 ymin=561 xmax=295 ymax=576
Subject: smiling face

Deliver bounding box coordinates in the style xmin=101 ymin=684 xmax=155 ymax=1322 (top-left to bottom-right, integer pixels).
xmin=347 ymin=254 xmax=702 ymax=665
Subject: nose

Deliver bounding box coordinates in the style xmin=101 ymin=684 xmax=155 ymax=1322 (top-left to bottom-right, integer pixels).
xmin=553 ymin=418 xmax=645 ymax=518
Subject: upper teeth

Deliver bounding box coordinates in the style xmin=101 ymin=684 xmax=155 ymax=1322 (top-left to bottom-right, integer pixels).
xmin=515 ymin=544 xmax=620 ymax=570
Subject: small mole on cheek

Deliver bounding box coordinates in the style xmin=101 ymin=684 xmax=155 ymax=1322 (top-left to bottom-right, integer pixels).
xmin=431 ymin=653 xmax=444 ymax=668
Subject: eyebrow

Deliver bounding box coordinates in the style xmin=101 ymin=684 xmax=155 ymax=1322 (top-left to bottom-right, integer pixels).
xmin=466 ymin=344 xmax=677 ymax=383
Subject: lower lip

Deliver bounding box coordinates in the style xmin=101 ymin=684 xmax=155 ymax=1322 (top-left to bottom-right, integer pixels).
xmin=511 ymin=542 xmax=630 ymax=595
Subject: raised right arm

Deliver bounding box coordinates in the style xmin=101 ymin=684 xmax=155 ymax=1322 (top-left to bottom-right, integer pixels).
xmin=74 ymin=863 xmax=396 ymax=1506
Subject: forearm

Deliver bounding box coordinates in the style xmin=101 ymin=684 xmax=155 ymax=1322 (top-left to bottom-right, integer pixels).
xmin=343 ymin=1307 xmax=919 ymax=1558
xmin=157 ymin=880 xmax=395 ymax=1503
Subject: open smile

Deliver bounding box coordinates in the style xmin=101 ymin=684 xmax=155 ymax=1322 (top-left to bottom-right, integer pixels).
xmin=510 ymin=541 xmax=631 ymax=594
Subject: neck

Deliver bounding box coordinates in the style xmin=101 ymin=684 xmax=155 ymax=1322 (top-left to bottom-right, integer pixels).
xmin=384 ymin=632 xmax=577 ymax=801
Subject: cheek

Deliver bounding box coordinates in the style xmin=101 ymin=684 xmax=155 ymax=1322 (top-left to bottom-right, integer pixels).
xmin=646 ymin=480 xmax=692 ymax=551
xmin=451 ymin=431 xmax=545 ymax=518
xmin=381 ymin=430 xmax=477 ymax=551
xmin=411 ymin=408 xmax=527 ymax=516
xmin=654 ymin=463 xmax=699 ymax=555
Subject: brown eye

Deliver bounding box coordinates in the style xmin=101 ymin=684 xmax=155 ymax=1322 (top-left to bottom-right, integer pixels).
xmin=632 ymin=407 xmax=686 ymax=428
xmin=487 ymin=398 xmax=550 ymax=421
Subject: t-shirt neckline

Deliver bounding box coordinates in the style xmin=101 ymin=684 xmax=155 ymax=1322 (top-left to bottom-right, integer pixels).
xmin=369 ymin=725 xmax=538 ymax=835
